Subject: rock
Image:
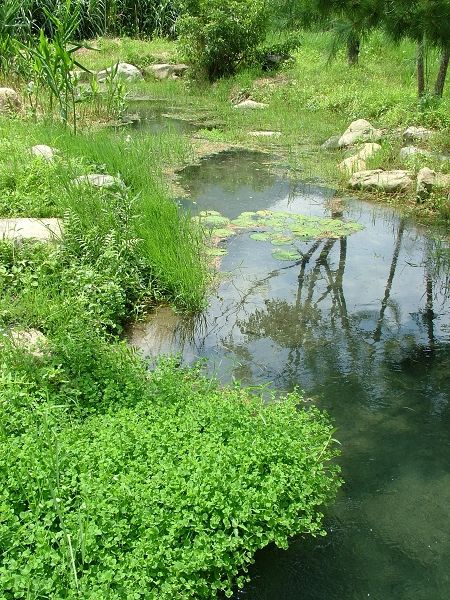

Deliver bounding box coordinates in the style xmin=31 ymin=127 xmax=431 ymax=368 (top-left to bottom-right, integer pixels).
xmin=233 ymin=99 xmax=268 ymax=109
xmin=349 ymin=169 xmax=413 ymax=193
xmin=97 ymin=63 xmax=143 ymax=83
xmin=147 ymin=63 xmax=188 ymax=80
xmin=321 ymin=135 xmax=341 ymax=150
xmin=0 ymin=218 xmax=62 ymax=241
xmin=399 ymin=146 xmax=433 ymax=160
xmin=403 ymin=126 xmax=434 ymax=142
xmin=31 ymin=144 xmax=57 ymax=161
xmin=71 ymin=69 xmax=94 ymax=83
xmin=400 ymin=146 xmax=450 ymax=163
xmin=72 ymin=174 xmax=125 ymax=189
xmin=248 ymin=130 xmax=281 ymax=138
xmin=339 ymin=142 xmax=382 ymax=175
xmin=0 ymin=87 xmax=21 ymax=114
xmin=262 ymin=53 xmax=292 ymax=71
xmin=9 ymin=328 xmax=48 ymax=358
xmin=416 ymin=167 xmax=450 ymax=200
xmin=338 ymin=119 xmax=382 ymax=148
xmin=172 ymin=63 xmax=189 ymax=77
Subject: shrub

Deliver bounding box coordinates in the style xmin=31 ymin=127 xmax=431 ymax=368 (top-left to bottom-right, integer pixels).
xmin=178 ymin=0 xmax=269 ymax=80
xmin=0 ymin=359 xmax=341 ymax=599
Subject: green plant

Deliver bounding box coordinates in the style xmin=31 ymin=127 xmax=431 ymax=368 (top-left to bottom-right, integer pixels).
xmin=178 ymin=0 xmax=269 ymax=80
xmin=0 ymin=355 xmax=341 ymax=599
xmin=22 ymin=0 xmax=90 ymax=132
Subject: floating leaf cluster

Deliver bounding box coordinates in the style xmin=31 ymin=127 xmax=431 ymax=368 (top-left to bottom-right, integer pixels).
xmin=194 ymin=209 xmax=364 ymax=262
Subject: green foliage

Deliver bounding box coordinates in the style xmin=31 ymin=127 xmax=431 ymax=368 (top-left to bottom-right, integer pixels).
xmin=19 ymin=1 xmax=90 ymax=132
xmin=0 ymin=355 xmax=341 ymax=599
xmin=178 ymin=0 xmax=269 ymax=80
xmin=0 ymin=0 xmax=25 ymax=74
xmin=10 ymin=0 xmax=185 ymax=40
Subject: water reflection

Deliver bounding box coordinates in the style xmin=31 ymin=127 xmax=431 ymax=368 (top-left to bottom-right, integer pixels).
xmin=128 ymin=151 xmax=450 ymax=600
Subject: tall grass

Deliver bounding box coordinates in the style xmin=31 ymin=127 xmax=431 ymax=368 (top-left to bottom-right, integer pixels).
xmin=9 ymin=0 xmax=184 ymax=40
xmin=0 ymin=118 xmax=208 ymax=312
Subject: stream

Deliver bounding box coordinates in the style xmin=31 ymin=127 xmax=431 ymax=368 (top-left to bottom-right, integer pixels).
xmin=129 ymin=144 xmax=450 ymax=599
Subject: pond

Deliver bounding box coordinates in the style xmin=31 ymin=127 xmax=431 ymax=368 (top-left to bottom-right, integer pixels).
xmin=129 ymin=150 xmax=450 ymax=600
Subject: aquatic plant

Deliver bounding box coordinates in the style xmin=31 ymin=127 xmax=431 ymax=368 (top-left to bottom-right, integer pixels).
xmin=196 ymin=208 xmax=364 ymax=261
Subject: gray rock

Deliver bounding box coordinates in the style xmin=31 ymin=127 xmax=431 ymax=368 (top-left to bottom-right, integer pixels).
xmin=31 ymin=144 xmax=57 ymax=161
xmin=71 ymin=69 xmax=94 ymax=83
xmin=400 ymin=146 xmax=450 ymax=163
xmin=403 ymin=126 xmax=434 ymax=142
xmin=0 ymin=218 xmax=62 ymax=241
xmin=0 ymin=87 xmax=21 ymax=114
xmin=97 ymin=63 xmax=143 ymax=83
xmin=147 ymin=63 xmax=189 ymax=80
xmin=416 ymin=167 xmax=450 ymax=200
xmin=321 ymin=135 xmax=341 ymax=150
xmin=399 ymin=146 xmax=433 ymax=160
xmin=339 ymin=142 xmax=382 ymax=175
xmin=233 ymin=99 xmax=268 ymax=110
xmin=338 ymin=119 xmax=382 ymax=148
xmin=72 ymin=174 xmax=125 ymax=189
xmin=349 ymin=169 xmax=413 ymax=193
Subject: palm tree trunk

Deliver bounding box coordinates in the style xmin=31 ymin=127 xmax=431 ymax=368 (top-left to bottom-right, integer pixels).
xmin=434 ymin=47 xmax=450 ymax=97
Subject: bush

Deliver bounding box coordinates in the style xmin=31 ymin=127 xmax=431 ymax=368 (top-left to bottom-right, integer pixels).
xmin=178 ymin=0 xmax=269 ymax=80
xmin=0 ymin=358 xmax=341 ymax=599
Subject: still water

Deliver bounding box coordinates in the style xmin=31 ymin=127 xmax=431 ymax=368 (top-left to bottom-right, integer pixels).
xmin=130 ymin=150 xmax=450 ymax=600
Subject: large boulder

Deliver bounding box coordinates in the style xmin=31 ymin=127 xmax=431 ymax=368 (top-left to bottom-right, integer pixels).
xmin=0 ymin=88 xmax=21 ymax=114
xmin=147 ymin=63 xmax=189 ymax=80
xmin=339 ymin=142 xmax=382 ymax=174
xmin=0 ymin=218 xmax=62 ymax=241
xmin=97 ymin=63 xmax=143 ymax=83
xmin=72 ymin=174 xmax=125 ymax=190
xmin=403 ymin=126 xmax=434 ymax=142
xmin=349 ymin=169 xmax=413 ymax=193
xmin=338 ymin=119 xmax=382 ymax=148
xmin=416 ymin=167 xmax=450 ymax=200
xmin=233 ymin=99 xmax=268 ymax=109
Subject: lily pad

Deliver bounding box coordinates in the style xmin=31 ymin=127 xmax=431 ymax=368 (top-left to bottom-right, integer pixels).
xmin=270 ymin=235 xmax=293 ymax=246
xmin=272 ymin=249 xmax=302 ymax=261
xmin=250 ymin=232 xmax=271 ymax=241
xmin=202 ymin=215 xmax=230 ymax=226
xmin=213 ymin=228 xmax=235 ymax=238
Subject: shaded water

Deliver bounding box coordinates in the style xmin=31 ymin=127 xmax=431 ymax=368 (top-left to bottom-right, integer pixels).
xmin=123 ymin=100 xmax=209 ymax=134
xmin=131 ymin=151 xmax=450 ymax=599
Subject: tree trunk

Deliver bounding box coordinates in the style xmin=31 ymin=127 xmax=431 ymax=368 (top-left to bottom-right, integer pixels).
xmin=417 ymin=38 xmax=426 ymax=97
xmin=347 ymin=35 xmax=360 ymax=66
xmin=434 ymin=47 xmax=450 ymax=97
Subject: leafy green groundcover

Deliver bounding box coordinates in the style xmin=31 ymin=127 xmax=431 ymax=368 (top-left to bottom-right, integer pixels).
xmin=0 ymin=357 xmax=340 ymax=599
